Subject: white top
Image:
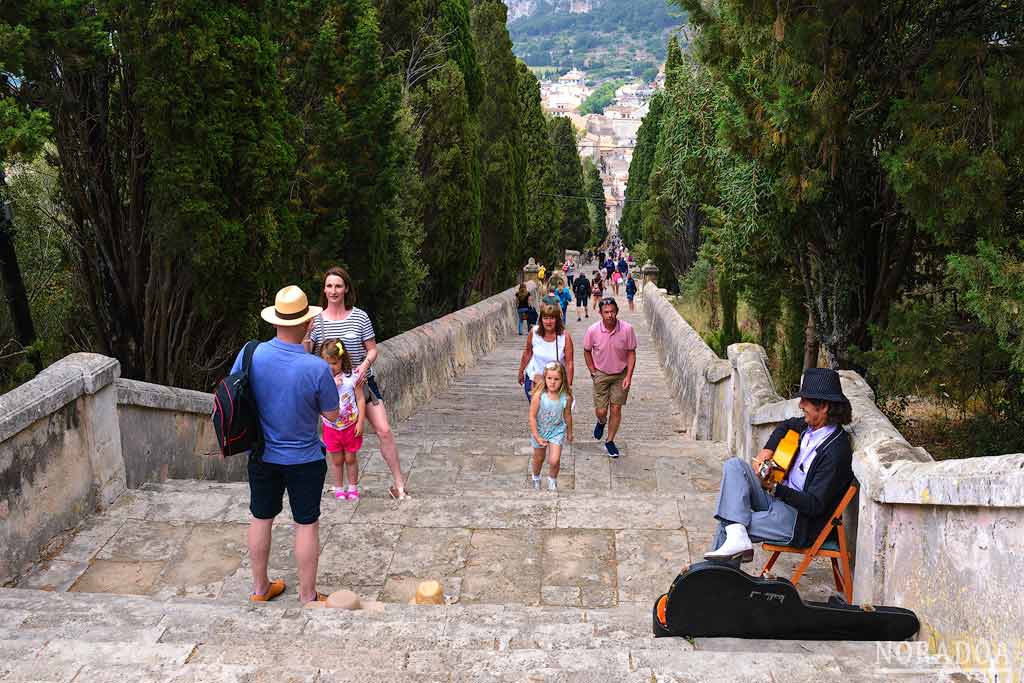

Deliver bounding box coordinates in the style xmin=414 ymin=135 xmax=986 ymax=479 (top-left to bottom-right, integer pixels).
xmin=310 ymin=309 xmax=376 ymax=377
xmin=787 ymin=425 xmax=837 ymax=491
xmin=527 ymin=326 xmax=566 ymax=378
xmin=322 ymin=372 xmax=359 ymax=432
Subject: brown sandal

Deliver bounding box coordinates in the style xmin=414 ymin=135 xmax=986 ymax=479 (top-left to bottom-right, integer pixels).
xmin=388 ymin=486 xmax=411 ymax=500
xmin=250 ymin=579 xmax=286 ymax=602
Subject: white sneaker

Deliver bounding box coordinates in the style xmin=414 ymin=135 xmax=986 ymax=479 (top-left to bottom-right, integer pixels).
xmin=532 ymin=477 xmax=541 ymax=490
xmin=704 ymin=523 xmax=754 ymax=563
xmin=547 ymin=477 xmax=557 ymax=491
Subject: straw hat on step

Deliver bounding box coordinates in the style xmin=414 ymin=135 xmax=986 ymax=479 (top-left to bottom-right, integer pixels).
xmin=410 ymin=580 xmax=444 ymax=605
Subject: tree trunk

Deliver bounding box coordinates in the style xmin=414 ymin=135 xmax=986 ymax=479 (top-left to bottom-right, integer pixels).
xmin=803 ymin=310 xmax=819 ymax=371
xmin=707 ymin=267 xmax=719 ymax=330
xmin=720 ymin=272 xmax=740 ymax=347
xmin=0 ymin=173 xmax=42 ymax=373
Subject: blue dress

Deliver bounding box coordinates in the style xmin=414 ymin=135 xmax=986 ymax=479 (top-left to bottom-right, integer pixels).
xmin=532 ymin=393 xmax=568 ymax=448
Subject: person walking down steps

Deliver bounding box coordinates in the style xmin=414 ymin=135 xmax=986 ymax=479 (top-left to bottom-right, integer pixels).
xmin=529 ymin=361 xmax=573 ymax=491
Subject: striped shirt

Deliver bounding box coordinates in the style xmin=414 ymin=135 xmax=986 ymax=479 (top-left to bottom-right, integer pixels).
xmin=310 ymin=308 xmax=376 ymax=377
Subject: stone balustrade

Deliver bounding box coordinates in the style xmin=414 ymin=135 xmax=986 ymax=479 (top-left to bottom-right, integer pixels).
xmin=642 ymin=281 xmax=1024 ymax=656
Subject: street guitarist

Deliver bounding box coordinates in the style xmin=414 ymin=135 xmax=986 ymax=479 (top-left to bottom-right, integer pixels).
xmin=704 ymin=368 xmax=854 ymax=563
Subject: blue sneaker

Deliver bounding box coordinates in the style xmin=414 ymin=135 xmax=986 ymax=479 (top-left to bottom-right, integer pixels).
xmin=605 ymin=441 xmax=620 ymax=458
xmin=593 ymin=421 xmax=605 ymax=440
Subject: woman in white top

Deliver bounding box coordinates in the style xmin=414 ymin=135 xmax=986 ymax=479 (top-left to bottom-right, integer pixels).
xmin=304 ymin=266 xmax=409 ymax=499
xmin=517 ymin=302 xmax=575 ymax=402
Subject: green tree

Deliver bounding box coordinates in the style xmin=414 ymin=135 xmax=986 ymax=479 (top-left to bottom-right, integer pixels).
xmin=584 ymin=160 xmax=606 ymax=246
xmin=377 ymin=0 xmax=484 ymax=314
xmin=579 ymin=80 xmax=625 ymax=115
xmin=277 ymin=0 xmax=424 ymax=340
xmin=619 ymin=91 xmax=665 ymax=246
xmin=516 ymin=62 xmax=560 ymax=266
xmin=471 ymin=0 xmax=527 ymax=293
xmin=3 ymin=0 xmax=296 ymax=386
xmin=0 ymin=78 xmax=51 ymax=374
xmin=548 ymin=117 xmax=589 ymax=252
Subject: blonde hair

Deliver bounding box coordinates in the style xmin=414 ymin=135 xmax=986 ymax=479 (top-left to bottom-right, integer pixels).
xmin=320 ymin=338 xmax=353 ymax=375
xmin=533 ymin=361 xmax=573 ymax=402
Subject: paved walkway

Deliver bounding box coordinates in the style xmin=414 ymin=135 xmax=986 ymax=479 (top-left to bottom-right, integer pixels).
xmin=20 ymin=293 xmax=835 ymax=607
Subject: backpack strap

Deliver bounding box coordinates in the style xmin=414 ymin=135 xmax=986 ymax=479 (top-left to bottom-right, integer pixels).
xmin=241 ymin=340 xmax=260 ymax=371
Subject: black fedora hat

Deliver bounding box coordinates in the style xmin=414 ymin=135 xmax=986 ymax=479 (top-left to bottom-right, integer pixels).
xmin=798 ymin=368 xmax=847 ymax=403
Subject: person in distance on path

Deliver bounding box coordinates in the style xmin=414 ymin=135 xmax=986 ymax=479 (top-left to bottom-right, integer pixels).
xmin=583 ymin=297 xmax=637 ymax=458
xmin=573 ymin=271 xmax=590 ymax=321
xmin=704 ymin=368 xmax=853 ymax=563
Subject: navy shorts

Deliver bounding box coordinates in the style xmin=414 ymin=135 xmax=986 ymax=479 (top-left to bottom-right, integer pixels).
xmin=248 ymin=457 xmax=327 ymax=524
xmin=364 ymin=375 xmax=383 ymax=405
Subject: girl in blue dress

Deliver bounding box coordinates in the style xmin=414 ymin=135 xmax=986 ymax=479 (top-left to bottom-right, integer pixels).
xmin=529 ymin=361 xmax=573 ymax=491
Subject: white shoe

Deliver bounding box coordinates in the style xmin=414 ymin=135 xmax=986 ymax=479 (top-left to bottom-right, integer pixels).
xmin=704 ymin=524 xmax=754 ymax=563
xmin=547 ymin=477 xmax=557 ymax=491
xmin=532 ymin=477 xmax=541 ymax=490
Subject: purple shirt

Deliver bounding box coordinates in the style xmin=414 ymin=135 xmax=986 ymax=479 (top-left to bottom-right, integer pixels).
xmin=786 ymin=424 xmax=837 ymax=492
xmin=583 ymin=319 xmax=637 ymax=374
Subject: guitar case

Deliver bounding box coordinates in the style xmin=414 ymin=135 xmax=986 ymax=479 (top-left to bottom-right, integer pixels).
xmin=653 ymin=561 xmax=919 ymax=641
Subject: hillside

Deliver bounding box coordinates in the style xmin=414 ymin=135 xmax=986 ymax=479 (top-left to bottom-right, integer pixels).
xmin=508 ymin=0 xmax=684 ymax=82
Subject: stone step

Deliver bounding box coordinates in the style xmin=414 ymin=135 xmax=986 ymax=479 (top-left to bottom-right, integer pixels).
xmin=0 ymin=641 xmax=958 ymax=682
xmin=0 ymin=590 xmax=957 ymax=682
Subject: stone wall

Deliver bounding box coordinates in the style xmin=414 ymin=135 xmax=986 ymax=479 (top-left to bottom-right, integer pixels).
xmin=116 ymin=379 xmax=240 ymax=488
xmin=642 ymin=282 xmax=731 ymax=441
xmin=0 ymin=354 xmax=126 ymax=585
xmin=373 ymin=283 xmax=530 ymax=423
xmin=644 ymin=285 xmax=1024 ymax=656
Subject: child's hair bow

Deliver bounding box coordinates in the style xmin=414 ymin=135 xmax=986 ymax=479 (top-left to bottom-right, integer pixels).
xmin=336 ymin=341 xmax=345 ymax=356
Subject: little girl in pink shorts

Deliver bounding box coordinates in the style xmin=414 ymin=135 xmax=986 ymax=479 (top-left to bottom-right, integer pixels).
xmin=321 ymin=339 xmax=365 ymax=500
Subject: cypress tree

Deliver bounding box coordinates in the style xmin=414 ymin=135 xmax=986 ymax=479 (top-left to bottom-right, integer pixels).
xmin=471 ymin=0 xmax=527 ymax=293
xmin=515 ymin=62 xmax=560 ymax=267
xmin=377 ymin=0 xmax=484 ymax=314
xmin=584 ymin=161 xmax=607 ymax=247
xmin=548 ymin=117 xmax=589 ymax=252
xmin=278 ymin=0 xmax=424 ymax=340
xmin=619 ymin=91 xmax=665 ymax=246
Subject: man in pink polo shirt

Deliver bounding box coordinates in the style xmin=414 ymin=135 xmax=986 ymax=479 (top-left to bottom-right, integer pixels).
xmin=583 ymin=297 xmax=637 ymax=458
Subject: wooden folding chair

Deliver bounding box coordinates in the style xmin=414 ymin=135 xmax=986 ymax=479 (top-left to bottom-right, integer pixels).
xmin=760 ymin=484 xmax=857 ymax=602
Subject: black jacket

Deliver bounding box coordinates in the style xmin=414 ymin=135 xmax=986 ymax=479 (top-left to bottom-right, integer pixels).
xmin=573 ymin=275 xmax=590 ymax=299
xmin=764 ymin=417 xmax=853 ymax=547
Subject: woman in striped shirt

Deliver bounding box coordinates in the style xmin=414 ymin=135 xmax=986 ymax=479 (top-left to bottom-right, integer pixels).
xmin=304 ymin=266 xmax=409 ymax=500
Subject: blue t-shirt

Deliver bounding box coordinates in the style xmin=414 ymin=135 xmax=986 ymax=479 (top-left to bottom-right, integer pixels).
xmin=230 ymin=338 xmax=339 ymax=465
xmin=557 ymin=288 xmax=572 ymax=305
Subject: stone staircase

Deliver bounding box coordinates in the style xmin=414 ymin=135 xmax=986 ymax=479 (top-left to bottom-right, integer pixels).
xmin=1 ymin=301 xmax=965 ymax=681
xmin=0 ymin=587 xmax=957 ymax=682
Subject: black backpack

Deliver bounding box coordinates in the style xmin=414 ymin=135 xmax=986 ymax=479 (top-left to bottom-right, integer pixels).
xmin=212 ymin=341 xmax=265 ymax=459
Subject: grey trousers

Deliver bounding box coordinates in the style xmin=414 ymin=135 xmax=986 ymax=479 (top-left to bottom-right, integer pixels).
xmin=711 ymin=457 xmax=797 ymax=551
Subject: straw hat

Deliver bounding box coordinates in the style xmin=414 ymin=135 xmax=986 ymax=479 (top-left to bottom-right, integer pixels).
xmin=409 ymin=580 xmax=444 ymax=606
xmin=260 ymin=285 xmax=321 ymax=327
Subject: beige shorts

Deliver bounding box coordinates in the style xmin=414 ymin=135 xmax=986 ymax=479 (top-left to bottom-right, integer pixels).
xmin=592 ymin=369 xmax=629 ymax=409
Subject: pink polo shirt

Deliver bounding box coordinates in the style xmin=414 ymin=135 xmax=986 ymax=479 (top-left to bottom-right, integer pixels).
xmin=583 ymin=319 xmax=637 ymax=374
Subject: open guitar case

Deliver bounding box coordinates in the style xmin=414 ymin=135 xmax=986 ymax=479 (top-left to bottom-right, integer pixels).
xmin=653 ymin=562 xmax=919 ymax=641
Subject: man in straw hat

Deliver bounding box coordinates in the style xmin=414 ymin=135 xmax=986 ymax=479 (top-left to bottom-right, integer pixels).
xmin=230 ymin=285 xmax=340 ymax=603
xmin=704 ymin=368 xmax=854 ymax=563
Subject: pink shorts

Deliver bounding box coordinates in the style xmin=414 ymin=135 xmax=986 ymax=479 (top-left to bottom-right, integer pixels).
xmin=323 ymin=425 xmax=363 ymax=454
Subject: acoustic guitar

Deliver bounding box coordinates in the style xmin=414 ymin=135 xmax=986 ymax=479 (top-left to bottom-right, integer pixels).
xmin=757 ymin=429 xmax=800 ymax=484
